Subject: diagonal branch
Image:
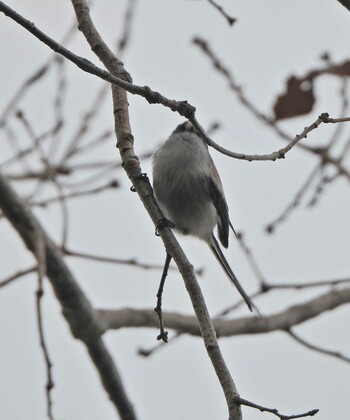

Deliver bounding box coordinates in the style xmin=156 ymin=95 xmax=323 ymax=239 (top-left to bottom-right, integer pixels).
xmin=0 ymin=172 xmax=137 ymax=420
xmin=0 ymin=2 xmax=195 ymax=119
xmin=70 ymin=0 xmax=243 ymax=418
xmin=287 ymin=329 xmax=350 ymax=364
xmin=207 ymin=0 xmax=236 ymax=26
xmin=1 ymin=2 xmax=343 ymax=163
xmin=337 ymin=0 xmax=350 ymax=12
xmin=0 ymin=265 xmax=37 ymax=288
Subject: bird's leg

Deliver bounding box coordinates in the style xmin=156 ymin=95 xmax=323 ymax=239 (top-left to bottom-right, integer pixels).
xmin=154 ymin=251 xmax=172 ymax=342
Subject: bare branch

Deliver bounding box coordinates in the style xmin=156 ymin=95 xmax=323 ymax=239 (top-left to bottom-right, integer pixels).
xmin=138 ymin=273 xmax=350 ymax=356
xmin=236 ymin=232 xmax=268 ymax=286
xmin=33 ymin=228 xmax=55 ymax=420
xmin=15 ymin=109 xmax=70 ymax=247
xmin=3 ymin=3 xmax=347 ymax=166
xmin=60 ymin=86 xmax=111 ymax=162
xmin=117 ymin=0 xmax=138 ymax=54
xmin=30 ymin=180 xmax=120 ymax=208
xmin=0 ymin=64 xmax=49 ymax=127
xmin=1 ymin=120 xmax=63 ymax=169
xmin=48 ymin=56 xmax=66 ymax=159
xmin=0 ymin=172 xmax=137 ymax=420
xmin=6 ymin=166 xmax=71 ymax=181
xmin=70 ymin=0 xmax=243 ymax=417
xmin=191 ymin=36 xmax=311 ymax=149
xmin=266 ymin=277 xmax=350 ymax=290
xmin=191 ymin=112 xmax=332 ymax=161
xmin=0 ymin=21 xmax=77 ymax=127
xmin=207 ymin=0 xmax=236 ymax=26
xmin=337 ymin=0 xmax=350 ymax=12
xmin=0 ymin=2 xmax=196 ymax=119
xmin=287 ymin=329 xmax=350 ymax=364
xmin=3 ymin=121 xmax=33 ymax=172
xmin=324 ymin=116 xmax=350 ymax=123
xmin=63 ymin=246 xmax=192 ymax=272
xmin=0 ymin=265 xmax=37 ymax=288
xmin=239 ymin=397 xmax=318 ymax=420
xmin=98 ymin=287 xmax=350 ymax=336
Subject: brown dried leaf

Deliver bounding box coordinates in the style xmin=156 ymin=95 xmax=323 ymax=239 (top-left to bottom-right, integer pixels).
xmin=273 ymin=76 xmax=315 ymax=121
xmin=327 ymin=60 xmax=350 ymax=77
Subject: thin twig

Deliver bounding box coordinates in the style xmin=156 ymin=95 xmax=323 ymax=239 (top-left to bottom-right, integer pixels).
xmin=30 ymin=180 xmax=119 ymax=208
xmin=307 ymin=78 xmax=350 ymax=207
xmin=48 ymin=56 xmax=66 ymax=159
xmin=6 ymin=166 xmax=71 ymax=181
xmin=34 ymin=228 xmax=55 ymax=420
xmin=207 ymin=0 xmax=236 ymax=26
xmin=0 ymin=21 xmax=77 ymax=127
xmin=235 ymin=231 xmax=266 ymax=286
xmin=15 ymin=109 xmax=70 ymax=247
xmin=192 ymin=36 xmax=312 ymax=151
xmin=191 ymin=112 xmax=331 ymax=161
xmin=264 ymin=164 xmax=319 ymax=234
xmin=3 ymin=3 xmax=347 ymax=164
xmin=3 ymin=121 xmax=33 ymax=172
xmin=324 ymin=116 xmax=350 ymax=123
xmin=239 ymin=397 xmax=318 ymax=420
xmin=0 ymin=265 xmax=37 ymax=288
xmin=267 ymin=277 xmax=350 ymax=290
xmin=287 ymin=329 xmax=350 ymax=365
xmin=267 ymin=79 xmax=350 ymax=231
xmin=60 ymin=84 xmax=110 ymax=162
xmin=1 ymin=120 xmax=63 ymax=169
xmin=63 ymin=247 xmax=188 ymax=272
xmin=67 ymin=130 xmax=112 ymax=159
xmin=0 ymin=64 xmax=50 ymax=127
xmin=117 ymin=0 xmax=138 ymax=54
xmin=59 ymin=165 xmax=118 ymax=189
xmin=0 ymin=2 xmax=195 ymax=119
xmin=154 ymin=252 xmax=172 ymax=342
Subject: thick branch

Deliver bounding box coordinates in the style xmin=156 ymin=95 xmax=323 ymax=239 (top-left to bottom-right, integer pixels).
xmin=0 ymin=172 xmax=137 ymax=420
xmin=98 ymin=287 xmax=350 ymax=336
xmin=337 ymin=0 xmax=350 ymax=12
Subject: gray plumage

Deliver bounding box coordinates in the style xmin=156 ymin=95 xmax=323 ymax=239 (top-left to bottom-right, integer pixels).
xmin=152 ymin=121 xmax=255 ymax=312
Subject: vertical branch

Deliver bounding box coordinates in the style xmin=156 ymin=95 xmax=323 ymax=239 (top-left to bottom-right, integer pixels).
xmin=48 ymin=56 xmax=66 ymax=159
xmin=34 ymin=228 xmax=55 ymax=420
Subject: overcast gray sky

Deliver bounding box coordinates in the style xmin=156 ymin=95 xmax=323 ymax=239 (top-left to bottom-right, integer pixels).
xmin=1 ymin=1 xmax=350 ymax=419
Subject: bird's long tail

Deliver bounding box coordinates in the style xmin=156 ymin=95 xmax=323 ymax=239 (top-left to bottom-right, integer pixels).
xmin=209 ymin=234 xmax=257 ymax=313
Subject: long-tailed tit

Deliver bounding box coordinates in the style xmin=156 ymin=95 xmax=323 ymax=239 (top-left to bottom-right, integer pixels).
xmin=152 ymin=121 xmax=256 ymax=312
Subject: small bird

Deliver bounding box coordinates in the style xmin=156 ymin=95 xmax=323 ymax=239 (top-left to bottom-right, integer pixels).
xmin=152 ymin=121 xmax=256 ymax=312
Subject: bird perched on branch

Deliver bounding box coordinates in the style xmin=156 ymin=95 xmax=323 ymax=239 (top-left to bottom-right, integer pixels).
xmin=152 ymin=121 xmax=257 ymax=312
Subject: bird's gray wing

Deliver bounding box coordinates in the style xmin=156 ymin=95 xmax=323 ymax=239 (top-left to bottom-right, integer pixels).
xmin=207 ymin=174 xmax=230 ymax=248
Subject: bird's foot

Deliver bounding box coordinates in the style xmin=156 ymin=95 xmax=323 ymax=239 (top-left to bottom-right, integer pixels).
xmin=155 ymin=218 xmax=176 ymax=236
